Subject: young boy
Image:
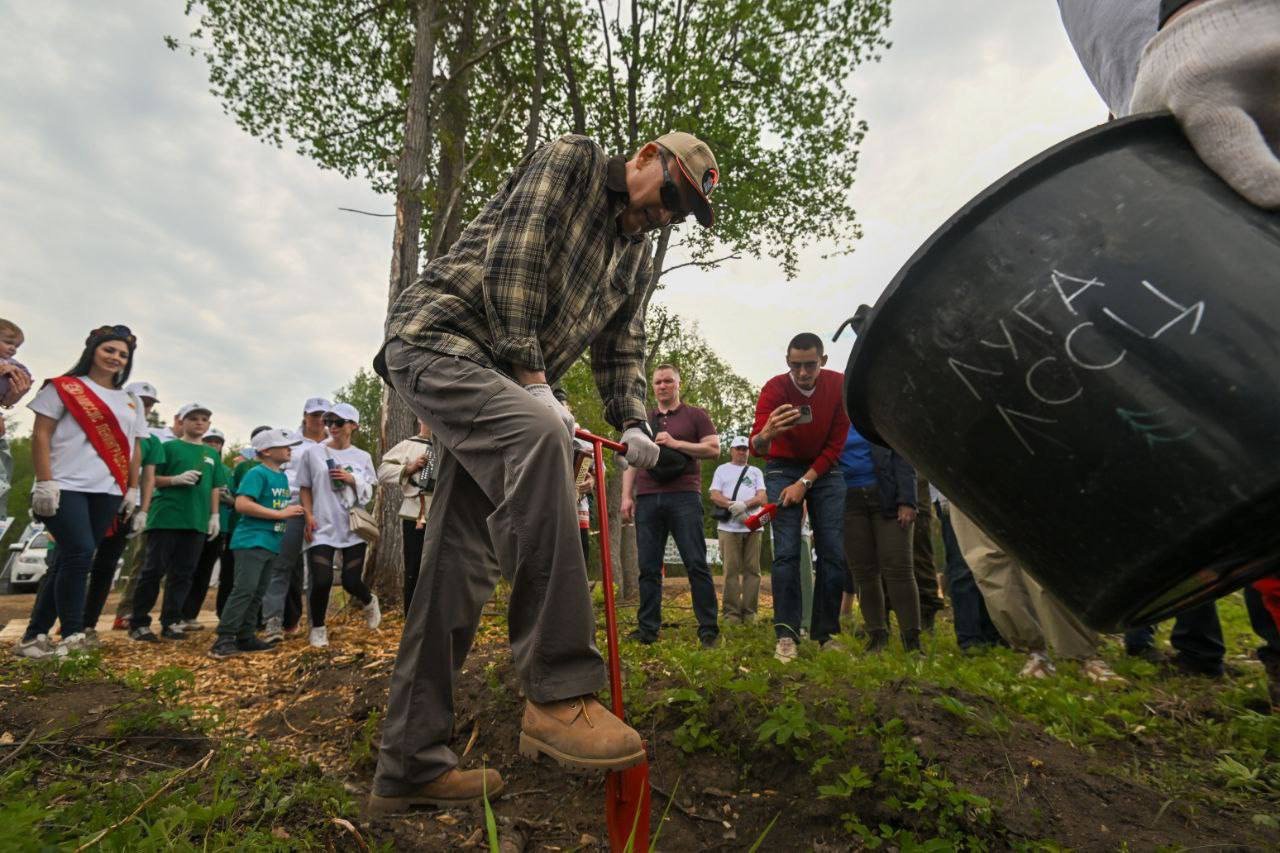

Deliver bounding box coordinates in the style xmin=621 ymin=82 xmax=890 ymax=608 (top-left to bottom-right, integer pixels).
xmin=0 ymin=318 xmax=32 ymax=408
xmin=129 ymin=402 xmax=227 ymax=642
xmin=211 ymin=428 xmax=304 ymax=658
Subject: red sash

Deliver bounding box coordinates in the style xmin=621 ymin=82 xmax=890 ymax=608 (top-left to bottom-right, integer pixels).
xmin=50 ymin=376 xmax=132 ymax=495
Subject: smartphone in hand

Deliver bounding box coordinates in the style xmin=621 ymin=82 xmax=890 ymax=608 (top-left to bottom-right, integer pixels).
xmin=795 ymin=404 xmax=813 ymax=425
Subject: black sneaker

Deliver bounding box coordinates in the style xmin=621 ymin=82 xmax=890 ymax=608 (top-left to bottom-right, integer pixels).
xmin=160 ymin=625 xmax=186 ymax=640
xmin=129 ymin=626 xmax=161 ymax=643
xmin=209 ymin=638 xmax=242 ymax=659
xmin=626 ymin=629 xmax=656 ymax=645
xmin=236 ymin=636 xmax=275 ymax=653
xmin=700 ymin=635 xmax=720 ymax=650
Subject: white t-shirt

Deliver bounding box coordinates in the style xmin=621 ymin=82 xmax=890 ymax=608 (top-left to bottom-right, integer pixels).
xmin=709 ymin=462 xmax=766 ymax=534
xmin=295 ymin=441 xmax=375 ymax=549
xmin=28 ymin=378 xmax=149 ymax=495
xmin=283 ymin=434 xmax=323 ymax=504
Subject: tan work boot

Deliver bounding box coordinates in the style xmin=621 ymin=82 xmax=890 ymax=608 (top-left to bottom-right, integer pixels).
xmin=366 ymin=767 xmax=504 ymax=816
xmin=518 ymin=695 xmax=645 ymax=772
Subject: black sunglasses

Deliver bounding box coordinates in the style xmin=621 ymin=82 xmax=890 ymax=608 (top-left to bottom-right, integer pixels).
xmin=658 ymin=152 xmax=691 ymax=224
xmin=323 ymin=418 xmax=350 ymax=427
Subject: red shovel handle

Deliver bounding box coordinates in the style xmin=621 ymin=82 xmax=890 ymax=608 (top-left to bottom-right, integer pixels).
xmin=575 ymin=427 xmax=627 ymax=454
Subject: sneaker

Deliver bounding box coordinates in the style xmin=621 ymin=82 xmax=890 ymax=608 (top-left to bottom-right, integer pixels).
xmin=236 ymin=636 xmax=275 ymax=653
xmin=111 ymin=614 xmax=131 ymax=631
xmin=518 ymin=696 xmax=645 ymax=772
xmin=1082 ymin=658 xmax=1126 ymax=684
xmin=283 ymin=623 xmax=302 ymax=636
xmin=83 ymin=627 xmax=101 ymax=648
xmin=57 ymin=633 xmax=90 ymax=656
xmin=367 ymin=768 xmax=505 ymax=816
xmin=626 ymin=629 xmax=656 ymax=645
xmin=364 ymin=594 xmax=382 ymax=629
xmin=1019 ymin=652 xmax=1056 ymax=679
xmin=902 ymin=630 xmax=922 ymax=653
xmin=263 ymin=617 xmax=284 ymax=645
xmin=699 ymin=634 xmax=719 ymax=650
xmin=773 ymin=637 xmax=798 ymax=664
xmin=129 ymin=626 xmax=161 ymax=643
xmin=1125 ymin=645 xmax=1165 ymax=665
xmin=160 ymin=625 xmax=186 ymax=640
xmin=309 ymin=626 xmax=328 ymax=648
xmin=209 ymin=638 xmax=241 ymax=659
xmin=13 ymin=634 xmax=58 ymax=659
xmin=820 ymin=637 xmax=849 ymax=654
xmin=179 ymin=619 xmax=206 ymax=633
xmin=866 ymin=630 xmax=889 ymax=653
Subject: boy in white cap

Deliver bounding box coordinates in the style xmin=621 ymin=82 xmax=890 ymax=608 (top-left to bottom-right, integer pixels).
xmin=297 ymin=401 xmax=379 ymax=647
xmin=261 ymin=396 xmax=332 ymax=641
xmin=177 ymin=427 xmax=234 ymax=630
xmin=130 ymin=402 xmax=227 ymax=641
xmin=107 ymin=381 xmax=164 ymax=632
xmin=211 ymin=428 xmax=305 ymax=658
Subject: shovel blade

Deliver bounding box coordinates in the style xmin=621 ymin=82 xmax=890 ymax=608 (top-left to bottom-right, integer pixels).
xmin=606 ymin=761 xmax=651 ymax=853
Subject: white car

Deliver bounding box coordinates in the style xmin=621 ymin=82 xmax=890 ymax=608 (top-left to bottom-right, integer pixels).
xmin=9 ymin=532 xmax=53 ymax=591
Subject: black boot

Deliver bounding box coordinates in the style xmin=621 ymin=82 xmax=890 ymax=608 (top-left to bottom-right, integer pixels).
xmin=866 ymin=629 xmax=889 ymax=653
xmin=902 ymin=630 xmax=922 ymax=653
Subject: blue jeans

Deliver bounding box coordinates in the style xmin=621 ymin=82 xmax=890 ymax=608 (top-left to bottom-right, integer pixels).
xmin=1124 ymin=600 xmax=1224 ymax=669
xmin=261 ymin=513 xmax=306 ymax=625
xmin=25 ymin=491 xmax=122 ymax=640
xmin=635 ymin=491 xmax=719 ymax=640
xmin=937 ymin=502 xmax=1002 ymax=649
xmin=766 ymin=462 xmax=845 ymax=644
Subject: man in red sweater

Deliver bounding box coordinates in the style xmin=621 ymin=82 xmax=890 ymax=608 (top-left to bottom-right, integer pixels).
xmin=750 ymin=333 xmax=851 ymax=662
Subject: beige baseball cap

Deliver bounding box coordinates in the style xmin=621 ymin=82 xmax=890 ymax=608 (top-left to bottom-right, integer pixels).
xmin=654 ymin=131 xmax=720 ymax=228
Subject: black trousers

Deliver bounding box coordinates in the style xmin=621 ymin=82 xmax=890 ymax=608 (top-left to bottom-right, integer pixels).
xmin=215 ymin=544 xmax=236 ymax=616
xmin=182 ymin=532 xmax=227 ymax=621
xmin=84 ymin=522 xmax=130 ymax=630
xmin=132 ymin=529 xmax=205 ymax=630
xmin=402 ymin=518 xmax=425 ymax=611
xmin=307 ymin=542 xmax=372 ymax=626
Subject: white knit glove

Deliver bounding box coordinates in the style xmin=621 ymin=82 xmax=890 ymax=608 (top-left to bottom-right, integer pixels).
xmin=207 ymin=513 xmax=220 ymax=541
xmin=120 ymin=487 xmax=140 ymax=517
xmin=523 ymin=383 xmax=576 ymax=437
xmin=728 ymin=500 xmax=749 ymax=521
xmin=619 ymin=424 xmax=660 ymax=469
xmin=1129 ymin=0 xmax=1280 ymax=208
xmin=128 ymin=510 xmax=147 ymax=539
xmin=31 ymin=481 xmax=60 ymax=517
xmin=171 ymin=469 xmax=202 ymax=487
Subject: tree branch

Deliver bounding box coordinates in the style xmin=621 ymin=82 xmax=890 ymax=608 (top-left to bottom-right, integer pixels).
xmin=596 ymin=0 xmax=626 ymax=152
xmin=427 ymin=97 xmax=514 ymax=258
xmin=657 ymin=252 xmax=742 ymax=279
xmin=445 ymin=33 xmax=516 ymax=87
xmin=311 ymin=106 xmax=401 ymax=142
xmin=338 ymin=207 xmax=396 ymax=217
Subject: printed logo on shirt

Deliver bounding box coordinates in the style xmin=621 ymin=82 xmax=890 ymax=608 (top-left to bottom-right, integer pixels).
xmin=202 ymin=456 xmax=215 ymax=466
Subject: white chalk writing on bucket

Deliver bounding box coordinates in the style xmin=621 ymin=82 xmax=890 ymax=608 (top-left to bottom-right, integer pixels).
xmin=947 ymin=270 xmax=1204 ymax=455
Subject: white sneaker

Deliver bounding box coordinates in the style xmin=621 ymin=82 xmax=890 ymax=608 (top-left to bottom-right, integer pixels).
xmin=180 ymin=619 xmax=206 ymax=632
xmin=1082 ymin=658 xmax=1126 ymax=684
xmin=364 ymin=594 xmax=382 ymax=629
xmin=1018 ymin=652 xmax=1056 ymax=679
xmin=13 ymin=634 xmax=58 ymax=659
xmin=309 ymin=626 xmax=328 ymax=648
xmin=57 ymin=633 xmax=89 ymax=656
xmin=774 ymin=637 xmax=798 ymax=664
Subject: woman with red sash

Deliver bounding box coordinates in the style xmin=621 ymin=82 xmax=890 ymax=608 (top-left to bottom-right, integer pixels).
xmin=13 ymin=326 xmax=148 ymax=658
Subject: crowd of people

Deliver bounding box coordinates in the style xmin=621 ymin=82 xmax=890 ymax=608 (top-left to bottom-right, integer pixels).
xmin=0 ymin=321 xmax=397 ymax=660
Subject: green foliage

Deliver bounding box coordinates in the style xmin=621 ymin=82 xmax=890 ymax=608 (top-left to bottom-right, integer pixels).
xmin=173 ymin=0 xmax=892 ymax=278
xmin=348 ymin=708 xmax=384 ymax=770
xmin=333 ymin=367 xmax=384 ymax=458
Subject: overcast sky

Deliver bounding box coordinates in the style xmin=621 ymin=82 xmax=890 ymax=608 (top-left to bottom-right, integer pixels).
xmin=0 ymin=1 xmax=1104 ymax=444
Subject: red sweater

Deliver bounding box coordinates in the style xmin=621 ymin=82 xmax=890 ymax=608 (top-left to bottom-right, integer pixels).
xmin=749 ymin=370 xmax=850 ymax=476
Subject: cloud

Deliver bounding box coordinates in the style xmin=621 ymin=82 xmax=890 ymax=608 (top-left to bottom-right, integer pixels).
xmin=0 ymin=0 xmax=1106 ymax=443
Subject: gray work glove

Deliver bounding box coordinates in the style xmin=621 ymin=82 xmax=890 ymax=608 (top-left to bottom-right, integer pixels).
xmin=728 ymin=500 xmax=749 ymax=521
xmin=128 ymin=510 xmax=147 ymax=539
xmin=31 ymin=480 xmax=60 ymax=517
xmin=619 ymin=424 xmax=660 ymax=469
xmin=120 ymin=486 xmax=140 ymax=518
xmin=171 ymin=469 xmax=202 ymax=487
xmin=1130 ymin=0 xmax=1280 ymax=208
xmin=524 ymin=383 xmax=576 ymax=437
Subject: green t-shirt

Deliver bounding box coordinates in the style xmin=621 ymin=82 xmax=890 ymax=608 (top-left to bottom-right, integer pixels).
xmin=229 ymin=464 xmax=291 ymax=552
xmin=140 ymin=434 xmax=166 ymax=467
xmin=215 ymin=462 xmax=234 ymax=530
xmin=147 ymin=440 xmax=228 ymax=532
xmin=227 ymin=459 xmax=260 ymax=534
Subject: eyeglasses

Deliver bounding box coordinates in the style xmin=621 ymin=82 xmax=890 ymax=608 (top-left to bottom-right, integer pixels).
xmin=658 ymin=152 xmax=691 ymax=224
xmin=787 ymin=360 xmax=821 ymax=372
xmin=87 ymin=324 xmax=136 ymax=346
xmin=323 ymin=418 xmax=349 ymax=427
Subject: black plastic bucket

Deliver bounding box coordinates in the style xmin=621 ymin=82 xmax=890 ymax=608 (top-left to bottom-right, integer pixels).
xmin=844 ymin=114 xmax=1280 ymax=631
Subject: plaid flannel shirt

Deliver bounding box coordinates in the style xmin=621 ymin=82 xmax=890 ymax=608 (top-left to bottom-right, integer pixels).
xmin=382 ymin=135 xmax=652 ymax=429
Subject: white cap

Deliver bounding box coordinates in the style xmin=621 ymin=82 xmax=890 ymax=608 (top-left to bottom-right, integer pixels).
xmin=177 ymin=402 xmax=212 ymax=420
xmin=303 ymin=397 xmax=333 ymax=414
xmin=327 ymin=402 xmax=360 ymax=424
xmin=203 ymin=427 xmax=225 ymax=443
xmin=125 ymin=381 xmax=159 ymax=402
xmin=251 ymin=427 xmax=303 ymax=453
xmin=730 ymin=435 xmax=749 ymax=449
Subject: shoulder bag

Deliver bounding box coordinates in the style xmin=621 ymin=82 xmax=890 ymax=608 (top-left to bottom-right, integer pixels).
xmin=710 ymin=466 xmax=751 ymax=522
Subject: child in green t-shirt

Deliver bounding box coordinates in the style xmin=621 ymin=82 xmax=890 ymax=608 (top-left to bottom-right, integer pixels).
xmin=211 ymin=428 xmax=304 ymax=659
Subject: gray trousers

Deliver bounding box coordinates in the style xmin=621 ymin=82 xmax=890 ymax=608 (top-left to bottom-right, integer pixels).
xmin=260 ymin=514 xmax=305 ymax=623
xmin=373 ymin=339 xmax=606 ymax=794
